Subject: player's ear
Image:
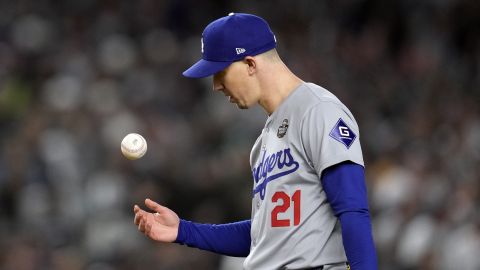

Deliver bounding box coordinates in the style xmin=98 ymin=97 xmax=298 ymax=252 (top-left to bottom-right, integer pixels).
xmin=244 ymin=56 xmax=257 ymax=76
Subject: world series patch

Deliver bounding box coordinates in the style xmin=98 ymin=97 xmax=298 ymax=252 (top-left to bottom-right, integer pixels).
xmin=329 ymin=118 xmax=356 ymax=148
xmin=277 ymin=119 xmax=289 ymax=138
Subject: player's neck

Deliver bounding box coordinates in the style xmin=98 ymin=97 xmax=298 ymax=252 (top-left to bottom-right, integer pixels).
xmin=258 ymin=64 xmax=303 ymax=116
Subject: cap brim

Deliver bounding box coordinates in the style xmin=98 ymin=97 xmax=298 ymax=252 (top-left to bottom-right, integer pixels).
xmin=182 ymin=59 xmax=232 ymax=78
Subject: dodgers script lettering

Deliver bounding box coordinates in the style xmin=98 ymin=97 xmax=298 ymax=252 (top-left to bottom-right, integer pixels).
xmin=252 ymin=148 xmax=299 ymax=200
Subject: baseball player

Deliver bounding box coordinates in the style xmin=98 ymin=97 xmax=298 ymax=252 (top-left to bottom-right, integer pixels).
xmin=134 ymin=13 xmax=377 ymax=270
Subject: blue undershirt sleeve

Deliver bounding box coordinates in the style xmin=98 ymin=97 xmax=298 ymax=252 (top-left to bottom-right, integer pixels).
xmin=321 ymin=161 xmax=378 ymax=270
xmin=174 ymin=219 xmax=251 ymax=257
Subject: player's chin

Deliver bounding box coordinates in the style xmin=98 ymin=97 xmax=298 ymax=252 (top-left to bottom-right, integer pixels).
xmin=235 ymin=103 xmax=247 ymax=109
xmin=230 ymin=98 xmax=248 ymax=109
xmin=235 ymin=102 xmax=251 ymax=110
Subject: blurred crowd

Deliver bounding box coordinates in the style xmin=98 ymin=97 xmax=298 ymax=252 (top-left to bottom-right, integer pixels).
xmin=0 ymin=0 xmax=479 ymax=269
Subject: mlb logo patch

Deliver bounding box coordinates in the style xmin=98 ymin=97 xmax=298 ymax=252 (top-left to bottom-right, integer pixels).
xmin=329 ymin=118 xmax=356 ymax=149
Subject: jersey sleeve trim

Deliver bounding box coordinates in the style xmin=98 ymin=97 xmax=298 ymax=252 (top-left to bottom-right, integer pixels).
xmin=318 ymin=154 xmax=364 ymax=178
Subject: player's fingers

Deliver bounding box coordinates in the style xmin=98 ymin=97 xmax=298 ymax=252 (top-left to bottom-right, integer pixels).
xmin=145 ymin=198 xmax=167 ymax=213
xmin=134 ymin=206 xmax=152 ymax=222
xmin=134 ymin=212 xmax=142 ymax=225
xmin=145 ymin=222 xmax=152 ymax=236
xmin=134 ymin=205 xmax=140 ymax=213
xmin=138 ymin=218 xmax=146 ymax=233
xmin=134 ymin=208 xmax=149 ymax=225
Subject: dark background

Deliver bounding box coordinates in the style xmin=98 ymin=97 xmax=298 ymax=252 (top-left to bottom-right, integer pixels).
xmin=0 ymin=0 xmax=479 ymax=269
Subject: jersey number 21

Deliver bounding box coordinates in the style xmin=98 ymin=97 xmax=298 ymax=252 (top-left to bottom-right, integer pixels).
xmin=271 ymin=190 xmax=301 ymax=227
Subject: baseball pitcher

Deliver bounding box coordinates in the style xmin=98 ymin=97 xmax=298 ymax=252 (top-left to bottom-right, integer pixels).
xmin=134 ymin=13 xmax=377 ymax=270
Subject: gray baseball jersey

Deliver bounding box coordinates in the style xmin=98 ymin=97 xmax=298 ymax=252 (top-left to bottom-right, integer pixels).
xmin=243 ymin=82 xmax=364 ymax=270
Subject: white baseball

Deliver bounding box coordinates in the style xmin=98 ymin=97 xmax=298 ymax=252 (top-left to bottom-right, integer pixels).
xmin=121 ymin=133 xmax=147 ymax=160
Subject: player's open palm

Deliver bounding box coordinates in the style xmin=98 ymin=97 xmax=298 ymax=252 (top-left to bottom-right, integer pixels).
xmin=134 ymin=198 xmax=180 ymax=243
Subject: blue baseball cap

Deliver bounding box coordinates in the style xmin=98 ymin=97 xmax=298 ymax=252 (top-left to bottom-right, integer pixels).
xmin=183 ymin=13 xmax=277 ymax=78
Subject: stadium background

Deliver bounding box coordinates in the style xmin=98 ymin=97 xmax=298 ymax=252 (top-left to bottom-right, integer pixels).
xmin=0 ymin=0 xmax=479 ymax=269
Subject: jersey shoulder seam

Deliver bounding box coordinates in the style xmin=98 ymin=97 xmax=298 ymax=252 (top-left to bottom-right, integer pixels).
xmin=301 ymin=83 xmax=356 ymax=124
xmin=300 ymin=89 xmax=343 ymax=123
xmin=303 ymin=83 xmax=344 ymax=107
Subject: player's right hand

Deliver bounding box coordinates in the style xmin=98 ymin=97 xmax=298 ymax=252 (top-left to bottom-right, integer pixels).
xmin=133 ymin=198 xmax=180 ymax=243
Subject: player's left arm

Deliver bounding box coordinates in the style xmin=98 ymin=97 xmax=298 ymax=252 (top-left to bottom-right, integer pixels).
xmin=322 ymin=161 xmax=378 ymax=270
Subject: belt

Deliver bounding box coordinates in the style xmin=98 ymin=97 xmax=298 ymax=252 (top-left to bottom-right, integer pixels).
xmin=307 ymin=262 xmax=350 ymax=270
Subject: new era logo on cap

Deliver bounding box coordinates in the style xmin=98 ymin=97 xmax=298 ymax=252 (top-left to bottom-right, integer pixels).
xmin=236 ymin=48 xmax=246 ymax=54
xmin=183 ymin=13 xmax=277 ymax=78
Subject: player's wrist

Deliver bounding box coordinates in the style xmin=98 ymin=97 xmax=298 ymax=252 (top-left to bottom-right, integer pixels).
xmin=173 ymin=219 xmax=189 ymax=244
